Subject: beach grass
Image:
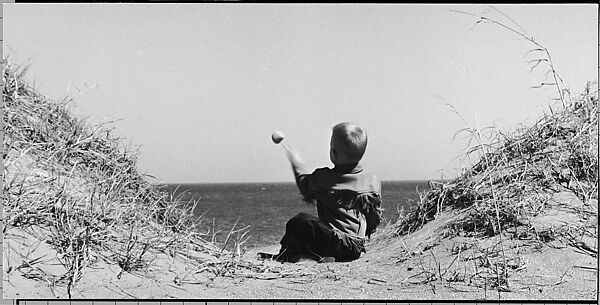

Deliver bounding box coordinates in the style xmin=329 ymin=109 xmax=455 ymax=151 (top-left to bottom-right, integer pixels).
xmin=392 ymin=81 xmax=597 ymax=237
xmin=2 ymin=61 xmax=266 ymax=297
xmin=371 ymin=11 xmax=598 ymax=294
xmin=369 ymin=81 xmax=597 ymax=295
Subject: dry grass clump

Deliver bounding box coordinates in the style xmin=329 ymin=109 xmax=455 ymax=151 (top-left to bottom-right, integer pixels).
xmin=371 ymin=82 xmax=597 ymax=295
xmin=2 ymin=62 xmax=264 ymax=297
xmin=393 ymin=82 xmax=598 ymax=239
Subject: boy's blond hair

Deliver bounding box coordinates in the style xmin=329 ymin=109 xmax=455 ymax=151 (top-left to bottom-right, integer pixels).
xmin=331 ymin=122 xmax=368 ymax=164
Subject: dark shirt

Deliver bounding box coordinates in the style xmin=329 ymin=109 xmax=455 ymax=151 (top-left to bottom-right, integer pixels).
xmin=294 ymin=163 xmax=382 ymax=239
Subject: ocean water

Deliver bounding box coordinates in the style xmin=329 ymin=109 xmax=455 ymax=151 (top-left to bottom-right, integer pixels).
xmin=160 ymin=180 xmax=429 ymax=249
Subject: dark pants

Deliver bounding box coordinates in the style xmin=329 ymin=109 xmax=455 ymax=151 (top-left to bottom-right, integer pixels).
xmin=277 ymin=213 xmax=364 ymax=262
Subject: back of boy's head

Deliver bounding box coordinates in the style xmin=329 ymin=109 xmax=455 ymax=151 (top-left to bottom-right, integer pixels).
xmin=331 ymin=122 xmax=368 ymax=164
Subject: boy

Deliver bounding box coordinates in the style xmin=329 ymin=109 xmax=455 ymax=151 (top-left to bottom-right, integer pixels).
xmin=260 ymin=122 xmax=383 ymax=263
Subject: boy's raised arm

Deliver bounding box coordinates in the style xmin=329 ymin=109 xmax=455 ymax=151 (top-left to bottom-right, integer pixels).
xmin=281 ymin=142 xmax=314 ymax=202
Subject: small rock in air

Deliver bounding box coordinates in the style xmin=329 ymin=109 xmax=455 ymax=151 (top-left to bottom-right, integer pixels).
xmin=271 ymin=131 xmax=285 ymax=144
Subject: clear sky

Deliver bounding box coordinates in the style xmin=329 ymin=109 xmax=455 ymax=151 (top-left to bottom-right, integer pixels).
xmin=4 ymin=4 xmax=598 ymax=183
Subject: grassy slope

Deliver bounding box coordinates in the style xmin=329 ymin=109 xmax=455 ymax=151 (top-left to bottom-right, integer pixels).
xmin=392 ymin=82 xmax=597 ymax=236
xmin=370 ymin=81 xmax=598 ymax=294
xmin=2 ymin=63 xmax=275 ymax=298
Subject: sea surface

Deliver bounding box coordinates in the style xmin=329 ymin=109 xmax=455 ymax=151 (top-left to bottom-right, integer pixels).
xmin=159 ymin=181 xmax=429 ymax=249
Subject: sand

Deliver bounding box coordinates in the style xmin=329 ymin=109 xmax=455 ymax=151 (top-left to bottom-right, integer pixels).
xmin=4 ymin=192 xmax=597 ymax=300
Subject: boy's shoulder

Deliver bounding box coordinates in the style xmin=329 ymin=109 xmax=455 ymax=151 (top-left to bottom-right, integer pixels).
xmin=312 ymin=166 xmax=333 ymax=175
xmin=312 ymin=166 xmax=381 ymax=193
xmin=310 ymin=166 xmax=336 ymax=183
xmin=352 ymin=167 xmax=381 ymax=194
xmin=312 ymin=165 xmax=379 ymax=177
xmin=360 ymin=170 xmax=381 ymax=194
